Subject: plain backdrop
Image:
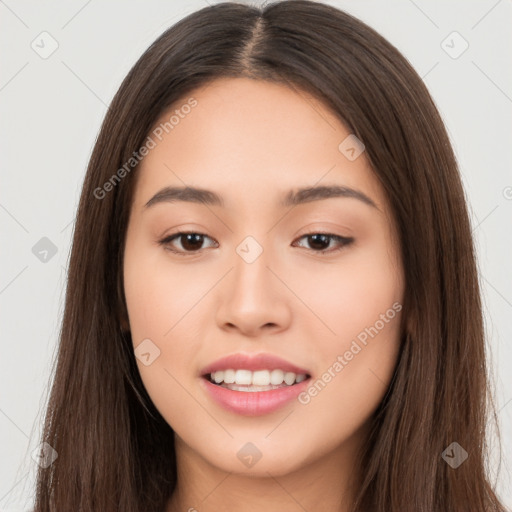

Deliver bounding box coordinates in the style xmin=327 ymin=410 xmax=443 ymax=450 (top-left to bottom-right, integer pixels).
xmin=1 ymin=0 xmax=511 ymax=509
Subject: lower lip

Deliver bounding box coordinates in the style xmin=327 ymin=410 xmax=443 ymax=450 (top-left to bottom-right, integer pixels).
xmin=201 ymin=376 xmax=311 ymax=416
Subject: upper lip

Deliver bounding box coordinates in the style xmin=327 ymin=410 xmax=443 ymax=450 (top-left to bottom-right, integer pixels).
xmin=201 ymin=352 xmax=310 ymax=376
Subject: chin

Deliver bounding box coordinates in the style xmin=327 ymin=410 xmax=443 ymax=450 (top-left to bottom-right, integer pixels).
xmin=192 ymin=436 xmax=311 ymax=477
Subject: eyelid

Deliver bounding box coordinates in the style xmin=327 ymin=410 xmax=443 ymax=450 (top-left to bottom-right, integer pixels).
xmin=292 ymin=232 xmax=354 ymax=254
xmin=158 ymin=229 xmax=354 ymax=256
xmin=158 ymin=231 xmax=218 ymax=256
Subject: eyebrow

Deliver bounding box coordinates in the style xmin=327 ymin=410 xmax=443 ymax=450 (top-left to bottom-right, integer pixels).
xmin=144 ymin=184 xmax=378 ymax=210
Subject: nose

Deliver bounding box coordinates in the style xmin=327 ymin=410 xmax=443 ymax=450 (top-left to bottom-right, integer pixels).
xmin=214 ymin=244 xmax=292 ymax=338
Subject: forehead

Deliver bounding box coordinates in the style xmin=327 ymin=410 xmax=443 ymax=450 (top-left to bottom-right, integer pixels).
xmin=132 ymin=77 xmax=386 ymax=213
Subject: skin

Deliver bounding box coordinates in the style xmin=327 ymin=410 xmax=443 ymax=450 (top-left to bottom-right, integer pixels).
xmin=123 ymin=77 xmax=405 ymax=512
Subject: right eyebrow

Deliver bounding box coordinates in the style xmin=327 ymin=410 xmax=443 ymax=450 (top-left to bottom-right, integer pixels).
xmin=282 ymin=184 xmax=379 ymax=210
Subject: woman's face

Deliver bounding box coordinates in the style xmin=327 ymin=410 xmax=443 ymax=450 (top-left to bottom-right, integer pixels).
xmin=123 ymin=77 xmax=404 ymax=477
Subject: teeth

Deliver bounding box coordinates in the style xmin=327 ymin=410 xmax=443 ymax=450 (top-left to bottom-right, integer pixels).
xmin=253 ymin=370 xmax=271 ymax=386
xmin=223 ymin=369 xmax=235 ymax=384
xmin=270 ymin=369 xmax=284 ymax=385
xmin=209 ymin=369 xmax=308 ymax=386
xmin=284 ymin=372 xmax=296 ymax=385
xmin=235 ymin=369 xmax=252 ymax=385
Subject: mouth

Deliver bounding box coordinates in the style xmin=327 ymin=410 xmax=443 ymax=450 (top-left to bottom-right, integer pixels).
xmin=199 ymin=352 xmax=312 ymax=415
xmin=203 ymin=369 xmax=311 ymax=392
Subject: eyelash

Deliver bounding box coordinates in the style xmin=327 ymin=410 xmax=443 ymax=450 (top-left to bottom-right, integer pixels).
xmin=158 ymin=231 xmax=354 ymax=256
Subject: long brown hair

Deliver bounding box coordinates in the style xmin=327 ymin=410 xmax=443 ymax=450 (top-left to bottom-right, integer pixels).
xmin=33 ymin=1 xmax=507 ymax=510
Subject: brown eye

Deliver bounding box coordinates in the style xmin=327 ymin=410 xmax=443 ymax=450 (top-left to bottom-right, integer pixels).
xmin=158 ymin=231 xmax=354 ymax=257
xmin=159 ymin=232 xmax=218 ymax=255
xmin=293 ymin=233 xmax=354 ymax=254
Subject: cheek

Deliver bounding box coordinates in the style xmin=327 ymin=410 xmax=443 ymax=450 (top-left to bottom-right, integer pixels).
xmin=300 ymin=314 xmax=401 ymax=439
xmin=293 ymin=238 xmax=403 ymax=430
xmin=289 ymin=238 xmax=403 ymax=350
xmin=123 ymin=237 xmax=205 ymax=381
xmin=123 ymin=240 xmax=208 ymax=426
xmin=124 ymin=238 xmax=204 ymax=340
xmin=295 ymin=298 xmax=402 ymax=461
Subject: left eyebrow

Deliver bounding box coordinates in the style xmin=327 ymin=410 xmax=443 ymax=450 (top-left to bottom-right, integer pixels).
xmin=144 ymin=186 xmax=224 ymax=209
xmin=143 ymin=184 xmax=379 ymax=211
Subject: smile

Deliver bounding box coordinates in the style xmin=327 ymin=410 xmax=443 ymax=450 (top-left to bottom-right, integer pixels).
xmin=200 ymin=352 xmax=312 ymax=415
xmin=208 ymin=368 xmax=308 ymax=390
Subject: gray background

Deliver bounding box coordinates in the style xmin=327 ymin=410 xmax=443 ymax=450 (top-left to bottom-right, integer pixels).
xmin=1 ymin=0 xmax=511 ymax=509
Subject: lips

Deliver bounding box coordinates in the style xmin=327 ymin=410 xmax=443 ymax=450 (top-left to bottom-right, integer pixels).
xmin=199 ymin=352 xmax=312 ymax=416
xmin=200 ymin=352 xmax=310 ymax=376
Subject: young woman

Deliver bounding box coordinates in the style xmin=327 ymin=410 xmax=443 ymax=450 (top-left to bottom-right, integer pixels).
xmin=33 ymin=1 xmax=509 ymax=511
